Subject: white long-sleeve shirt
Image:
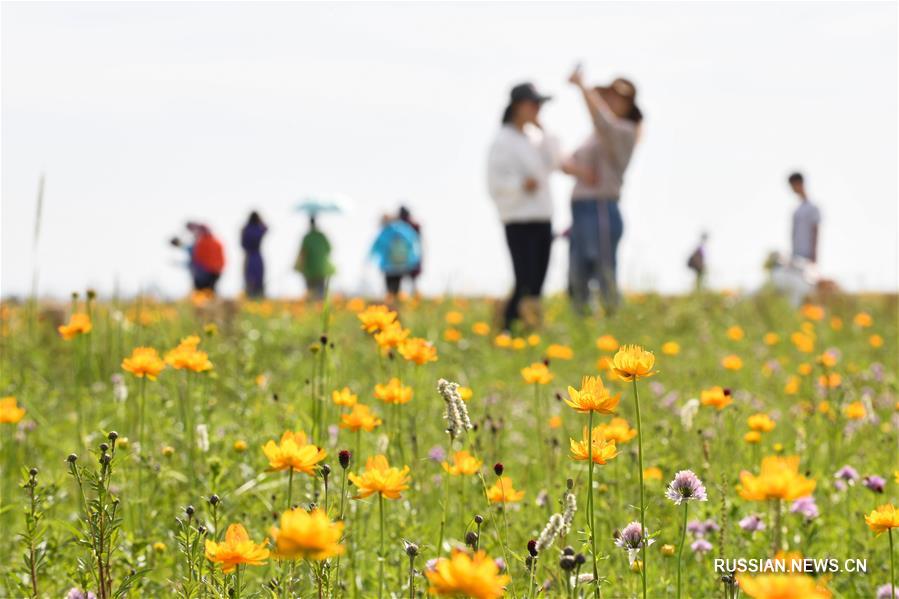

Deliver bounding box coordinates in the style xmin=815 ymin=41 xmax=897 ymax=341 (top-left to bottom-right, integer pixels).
xmin=487 ymin=124 xmax=561 ymax=224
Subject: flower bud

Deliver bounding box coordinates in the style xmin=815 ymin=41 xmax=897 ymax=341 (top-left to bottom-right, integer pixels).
xmin=493 ymin=463 xmax=504 ymax=476
xmin=339 ymin=450 xmax=351 ymax=469
xmin=474 ymin=514 xmax=484 ymax=525
xmin=67 ymin=454 xmax=78 ymax=464
xmin=465 ymin=531 xmax=478 ymax=547
xmin=527 ymin=539 xmax=538 ymax=557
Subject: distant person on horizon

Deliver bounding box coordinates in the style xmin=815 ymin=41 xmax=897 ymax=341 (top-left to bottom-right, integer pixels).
xmin=398 ymin=205 xmax=422 ymax=295
xmin=687 ymin=231 xmax=709 ymax=291
xmin=487 ymin=82 xmax=560 ymax=331
xmin=241 ymin=211 xmax=268 ymax=298
xmin=787 ymin=172 xmax=821 ymax=264
xmin=563 ymin=66 xmax=642 ymax=316
xmin=171 ymin=222 xmax=225 ymax=293
xmin=295 ymin=216 xmax=333 ymax=300
xmin=370 ymin=214 xmax=421 ymax=300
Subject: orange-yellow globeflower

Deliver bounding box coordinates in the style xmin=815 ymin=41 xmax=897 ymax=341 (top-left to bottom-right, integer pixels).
xmin=612 ymin=345 xmax=656 ymax=381
xmin=521 ymin=362 xmax=553 ymax=385
xmin=331 ymin=387 xmax=358 ymax=408
xmin=865 ymin=503 xmax=899 ymax=535
xmin=204 ymin=523 xmax=269 ymax=573
xmin=569 ymin=426 xmax=618 ymax=465
xmin=58 ymin=313 xmax=92 ymax=340
xmin=425 ymin=549 xmax=510 ymax=599
xmin=565 ymin=375 xmax=620 ymax=414
xmin=270 ymin=507 xmax=344 ymax=560
xmin=736 ymin=573 xmax=830 ymax=599
xmin=747 ymin=413 xmax=776 ymax=433
xmin=399 ymin=337 xmax=438 ymax=365
xmin=121 ymin=347 xmax=166 ymax=380
xmin=349 ymin=455 xmax=411 ymax=500
xmin=339 ymin=404 xmax=382 ymax=432
xmin=486 ymin=477 xmax=525 ymax=504
xmin=700 ymin=386 xmax=733 ymax=410
xmin=374 ymin=378 xmax=413 ymax=405
xmin=442 ymin=450 xmax=483 ymax=476
xmin=0 ymin=396 xmax=25 ymax=424
xmin=358 ymin=305 xmax=397 ymax=333
xmin=262 ymin=431 xmax=327 ymax=475
xmin=738 ymin=456 xmax=816 ymax=502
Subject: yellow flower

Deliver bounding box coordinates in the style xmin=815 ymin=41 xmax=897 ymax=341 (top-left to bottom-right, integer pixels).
xmin=472 ymin=322 xmax=491 ymax=336
xmin=442 ymin=450 xmax=483 ymax=476
xmin=842 ymin=401 xmax=866 ymax=420
xmin=153 ymin=542 xmax=167 ymax=553
xmin=546 ymin=343 xmax=574 ymax=360
xmin=339 ymin=404 xmax=382 ymax=433
xmin=548 ymin=415 xmax=562 ymax=429
xmin=853 ymin=312 xmax=872 ymax=328
xmin=726 ymin=325 xmax=745 ymax=341
xmin=784 ymin=376 xmax=800 ymax=395
xmin=494 ymin=333 xmax=511 ymax=348
xmin=374 ymin=321 xmax=410 ymax=351
xmin=162 ymin=445 xmax=175 ymax=457
xmin=661 ymin=341 xmax=680 ymax=356
xmin=642 ymin=466 xmax=663 ymax=481
xmin=612 ymin=345 xmax=656 ymax=381
xmin=597 ymin=417 xmax=637 ymax=443
xmin=799 ymin=304 xmax=826 ymax=321
xmin=121 ymin=347 xmax=166 ymax=380
xmin=865 ymin=504 xmax=899 ymax=535
xmin=204 ymin=523 xmax=269 ymax=573
xmin=569 ymin=426 xmax=618 ymax=464
xmin=165 ymin=337 xmax=213 ymax=372
xmin=527 ymin=334 xmax=541 ymax=347
xmin=869 ymin=334 xmax=884 ymax=348
xmin=358 ymin=305 xmax=397 ymax=333
xmin=595 ymin=334 xmax=619 ymax=352
xmin=511 ymin=337 xmax=527 ymax=350
xmin=0 ymin=396 xmax=26 ymax=424
xmin=829 ymin=317 xmax=843 ymax=331
xmin=58 ymin=313 xmax=92 ymax=340
xmin=744 ymin=431 xmax=762 ymax=444
xmin=818 ymin=372 xmax=841 ymax=389
xmin=233 ymin=440 xmax=248 ymax=452
xmin=817 ymin=401 xmax=831 ymax=415
xmin=797 ymin=363 xmax=813 ymax=376
xmin=262 ymin=431 xmax=327 ymax=475
xmin=346 ymin=297 xmax=366 ymax=313
xmin=521 ymin=362 xmax=553 ymax=385
xmin=763 ymin=332 xmax=780 ymax=346
xmin=445 ymin=310 xmax=464 ymax=325
xmin=720 ymin=354 xmax=743 ymax=371
xmin=738 ymin=456 xmax=816 ymax=501
xmin=736 ymin=573 xmax=830 ymax=599
xmin=425 ymin=549 xmax=510 ymax=599
xmin=660 ymin=544 xmax=676 ymax=556
xmin=459 ymin=387 xmax=473 ymax=402
xmin=700 ymin=386 xmax=733 ymax=410
xmin=374 ymin=378 xmax=413 ymax=405
xmin=270 ymin=507 xmax=344 ymax=560
xmin=349 ymin=455 xmax=411 ymax=500
xmin=790 ymin=332 xmax=815 ymax=354
xmin=747 ymin=413 xmax=776 ymax=433
xmin=331 ymin=387 xmax=358 ymax=408
xmin=816 ymin=352 xmax=837 ymax=368
xmin=485 ymin=477 xmax=525 ymax=504
xmin=398 ymin=337 xmax=438 ymax=365
xmin=443 ymin=328 xmax=462 ymax=342
xmin=565 ymin=375 xmax=620 ymax=414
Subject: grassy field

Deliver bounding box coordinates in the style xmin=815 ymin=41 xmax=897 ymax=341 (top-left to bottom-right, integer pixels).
xmin=0 ymin=291 xmax=896 ymax=598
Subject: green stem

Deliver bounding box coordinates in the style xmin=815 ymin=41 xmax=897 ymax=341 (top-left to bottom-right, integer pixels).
xmin=677 ymin=502 xmax=688 ymax=599
xmin=632 ymin=378 xmax=647 ymax=599
xmin=587 ymin=410 xmax=599 ymax=597
xmin=287 ymin=469 xmax=294 ymax=511
xmin=889 ymin=529 xmax=895 ymax=599
xmin=378 ymin=493 xmax=385 ymax=599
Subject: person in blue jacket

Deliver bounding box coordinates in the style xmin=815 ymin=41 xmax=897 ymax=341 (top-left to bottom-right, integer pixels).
xmin=370 ymin=214 xmax=421 ymax=298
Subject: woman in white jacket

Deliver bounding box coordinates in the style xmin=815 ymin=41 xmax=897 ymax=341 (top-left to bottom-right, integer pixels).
xmin=487 ymin=82 xmax=560 ymax=330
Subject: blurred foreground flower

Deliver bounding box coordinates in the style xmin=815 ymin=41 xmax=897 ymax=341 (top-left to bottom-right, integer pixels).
xmin=425 ymin=549 xmax=510 ymax=599
xmin=204 ymin=523 xmax=269 ymax=572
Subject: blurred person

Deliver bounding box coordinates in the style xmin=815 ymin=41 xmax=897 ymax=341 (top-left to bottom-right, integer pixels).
xmin=398 ymin=205 xmax=422 ymax=294
xmin=369 ymin=214 xmax=421 ymax=299
xmin=240 ymin=211 xmax=268 ymax=298
xmin=295 ymin=216 xmax=333 ymax=300
xmin=487 ymin=82 xmax=560 ymax=331
xmin=563 ymin=67 xmax=642 ymax=316
xmin=687 ymin=232 xmax=709 ymax=291
xmin=787 ymin=172 xmax=821 ymax=263
xmin=171 ymin=222 xmax=225 ymax=293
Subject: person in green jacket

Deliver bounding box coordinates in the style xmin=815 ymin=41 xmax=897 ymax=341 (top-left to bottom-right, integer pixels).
xmin=295 ymin=216 xmax=334 ymax=300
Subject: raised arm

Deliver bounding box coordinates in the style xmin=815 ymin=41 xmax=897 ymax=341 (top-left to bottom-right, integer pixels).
xmin=568 ymin=68 xmax=633 ymax=171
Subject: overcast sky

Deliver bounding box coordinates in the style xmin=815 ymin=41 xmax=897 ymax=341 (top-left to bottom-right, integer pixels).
xmin=2 ymin=1 xmax=896 ymax=299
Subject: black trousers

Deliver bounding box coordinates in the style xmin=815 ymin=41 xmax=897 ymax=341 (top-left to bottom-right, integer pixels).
xmin=385 ymin=274 xmax=403 ymax=295
xmin=503 ymin=221 xmax=552 ymax=330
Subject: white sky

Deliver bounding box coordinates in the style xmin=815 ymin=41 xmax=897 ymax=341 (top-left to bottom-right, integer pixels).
xmin=2 ymin=1 xmax=897 ymax=299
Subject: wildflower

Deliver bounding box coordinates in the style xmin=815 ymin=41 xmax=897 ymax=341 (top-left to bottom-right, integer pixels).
xmin=58 ymin=313 xmax=92 ymax=340
xmin=121 ymin=347 xmax=166 ymax=380
xmin=270 ymin=507 xmax=344 ymax=560
xmin=679 ymin=399 xmax=700 ymax=430
xmin=348 ymin=455 xmax=411 ymax=499
xmin=548 ymin=415 xmax=562 ymax=429
xmin=739 ymin=514 xmax=766 ymax=533
xmin=666 ymin=470 xmax=708 ymax=505
xmin=339 ymin=404 xmax=382 ymax=432
xmin=358 ymin=305 xmax=397 ymax=333
xmin=438 ymin=379 xmax=473 ymax=438
xmin=830 ymin=317 xmax=843 ymax=330
xmin=204 ymin=523 xmax=269 ymax=572
xmin=726 ymin=325 xmax=745 ymax=341
xmin=784 ymin=376 xmax=800 ymax=395
xmin=744 ymin=431 xmax=762 ymax=444
xmin=374 ymin=378 xmax=413 ymax=405
xmin=854 ymin=312 xmax=873 ymax=327
xmin=569 ymin=426 xmax=618 ymax=464
xmin=458 ymin=386 xmax=473 ymax=401
xmin=445 ymin=310 xmax=464 ymax=325
xmin=153 ymin=542 xmax=167 ymax=553
xmin=546 ymin=344 xmax=574 ymax=360
xmin=65 ymin=589 xmax=97 ymax=599
xmin=700 ymin=386 xmax=732 ymax=410
xmin=494 ymin=333 xmax=512 ymax=348
xmin=612 ymin=345 xmax=656 ymax=381
xmin=598 ymin=417 xmax=637 ymax=443
xmin=331 ymin=387 xmax=358 ymax=407
xmin=472 ymin=322 xmax=491 ymax=336
xmin=876 ymin=583 xmax=899 ymax=599
xmin=486 ymin=477 xmax=525 ymax=504
xmin=763 ymin=333 xmax=780 ymax=346
xmin=789 ymin=496 xmax=819 ymax=521
xmin=834 ymin=465 xmax=859 ymax=485
xmin=818 ymin=373 xmax=841 ymax=389
xmin=399 ymin=337 xmax=438 ymax=365
xmin=444 ymin=328 xmax=462 ymax=342
xmin=690 ymin=539 xmax=713 ymax=554
xmin=0 ymin=396 xmax=25 ymax=424
xmin=800 ymin=304 xmax=825 ymax=321
xmin=643 ymin=467 xmax=663 ymax=481
xmin=165 ymin=337 xmax=213 ymax=372
xmin=869 ymin=334 xmax=884 ymax=348
xmin=596 ymin=334 xmax=619 ymax=352
xmin=162 ymin=445 xmax=175 ymax=457
xmin=428 ymin=446 xmax=447 ymax=463
xmin=535 ymin=513 xmax=565 ymax=552
xmin=863 ymin=475 xmax=886 ymax=494
xmin=661 ymin=341 xmax=680 ymax=356
xmin=721 ymin=354 xmax=743 ymax=371
xmin=560 ymin=490 xmax=577 ymax=536
xmin=374 ymin=321 xmax=410 ymax=350
xmin=425 ymin=549 xmax=510 ymax=599
xmin=262 ymin=431 xmax=327 ymax=475
xmin=521 ymin=362 xmax=553 ymax=385
xmin=565 ymin=375 xmax=620 ymax=414
xmin=527 ymin=334 xmax=541 ymax=346
xmin=747 ymin=413 xmax=776 ymax=432
xmin=442 ymin=450 xmax=482 ymax=476
xmin=233 ymin=440 xmax=247 ymax=452
xmin=614 ymin=521 xmax=653 ymax=565
xmin=843 ymin=401 xmax=866 ymax=420
xmin=739 ymin=456 xmax=816 ymax=501
xmin=661 ymin=544 xmax=676 ymax=556
xmin=736 ymin=573 xmax=830 ymax=598
xmin=196 ymin=424 xmax=209 ymax=452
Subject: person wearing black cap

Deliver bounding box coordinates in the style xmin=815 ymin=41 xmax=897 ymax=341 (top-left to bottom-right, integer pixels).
xmin=563 ymin=66 xmax=642 ymax=315
xmin=487 ymin=82 xmax=561 ymax=331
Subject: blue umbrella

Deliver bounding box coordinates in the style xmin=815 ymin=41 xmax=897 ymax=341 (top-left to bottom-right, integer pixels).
xmin=294 ymin=193 xmax=354 ymax=215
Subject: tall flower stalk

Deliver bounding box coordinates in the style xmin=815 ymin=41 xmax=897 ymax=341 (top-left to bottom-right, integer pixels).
xmin=666 ymin=470 xmax=708 ymax=599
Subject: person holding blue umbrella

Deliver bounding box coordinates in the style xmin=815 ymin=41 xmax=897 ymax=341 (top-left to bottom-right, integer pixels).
xmin=295 ymin=215 xmax=334 ymax=300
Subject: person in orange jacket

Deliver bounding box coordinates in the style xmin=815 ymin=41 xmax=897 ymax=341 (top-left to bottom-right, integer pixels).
xmin=172 ymin=222 xmax=225 ymax=292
